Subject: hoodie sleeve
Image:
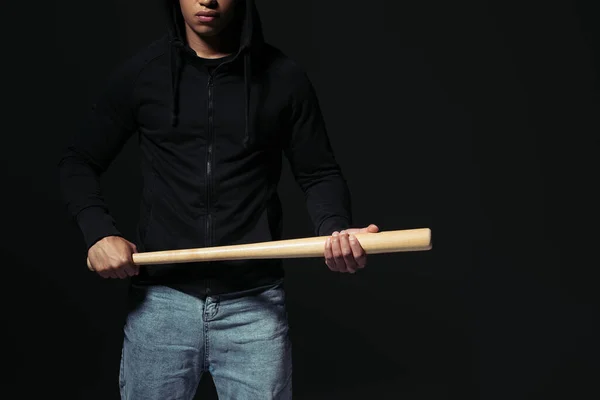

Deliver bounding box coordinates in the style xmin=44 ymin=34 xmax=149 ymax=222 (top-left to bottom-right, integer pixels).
xmin=57 ymin=64 xmax=139 ymax=251
xmin=282 ymin=71 xmax=353 ymax=236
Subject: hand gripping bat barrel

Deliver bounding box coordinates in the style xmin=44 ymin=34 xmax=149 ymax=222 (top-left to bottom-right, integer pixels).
xmin=87 ymin=228 xmax=432 ymax=269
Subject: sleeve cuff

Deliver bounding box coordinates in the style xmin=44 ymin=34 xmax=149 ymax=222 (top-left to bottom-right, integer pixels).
xmin=75 ymin=207 xmax=123 ymax=250
xmin=317 ymin=216 xmax=351 ymax=236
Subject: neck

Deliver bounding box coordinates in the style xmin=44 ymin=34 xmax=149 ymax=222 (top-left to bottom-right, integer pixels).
xmin=184 ymin=25 xmax=238 ymax=59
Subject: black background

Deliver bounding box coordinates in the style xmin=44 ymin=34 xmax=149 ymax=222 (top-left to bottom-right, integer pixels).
xmin=3 ymin=0 xmax=598 ymax=399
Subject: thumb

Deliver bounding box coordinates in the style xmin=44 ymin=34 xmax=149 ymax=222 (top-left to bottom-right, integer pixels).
xmin=362 ymin=224 xmax=380 ymax=233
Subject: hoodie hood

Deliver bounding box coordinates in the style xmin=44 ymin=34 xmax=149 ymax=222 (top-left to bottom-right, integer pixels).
xmin=163 ymin=0 xmax=265 ymax=147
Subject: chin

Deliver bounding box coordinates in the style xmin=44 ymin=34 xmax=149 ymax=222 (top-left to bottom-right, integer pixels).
xmin=192 ymin=26 xmax=222 ymax=37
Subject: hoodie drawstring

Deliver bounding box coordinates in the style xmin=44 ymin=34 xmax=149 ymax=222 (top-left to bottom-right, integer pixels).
xmin=170 ymin=39 xmax=183 ymax=127
xmin=243 ymin=52 xmax=251 ymax=148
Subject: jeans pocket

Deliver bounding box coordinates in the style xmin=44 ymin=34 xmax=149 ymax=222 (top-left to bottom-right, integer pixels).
xmin=262 ymin=283 xmax=286 ymax=306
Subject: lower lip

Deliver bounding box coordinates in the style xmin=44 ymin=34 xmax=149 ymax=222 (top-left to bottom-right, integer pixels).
xmin=196 ymin=15 xmax=216 ymax=22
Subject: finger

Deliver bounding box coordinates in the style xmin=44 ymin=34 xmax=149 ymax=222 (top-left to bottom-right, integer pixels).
xmin=98 ymin=270 xmax=113 ymax=279
xmin=123 ymin=264 xmax=138 ymax=277
xmin=90 ymin=260 xmax=109 ymax=278
xmin=324 ymin=237 xmax=335 ymax=271
xmin=107 ymin=265 xmax=122 ymax=279
xmin=329 ymin=232 xmax=342 ymax=271
xmin=111 ymin=271 xmax=121 ymax=279
xmin=349 ymin=234 xmax=367 ymax=269
xmin=339 ymin=233 xmax=358 ymax=273
xmin=331 ymin=232 xmax=347 ymax=272
xmin=112 ymin=267 xmax=128 ymax=279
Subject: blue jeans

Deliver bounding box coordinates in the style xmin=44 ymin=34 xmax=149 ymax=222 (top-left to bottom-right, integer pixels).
xmin=119 ymin=280 xmax=292 ymax=399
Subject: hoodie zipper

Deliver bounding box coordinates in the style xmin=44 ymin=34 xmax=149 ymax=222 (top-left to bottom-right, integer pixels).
xmin=204 ymin=56 xmax=238 ymax=248
xmin=206 ymin=73 xmax=215 ymax=247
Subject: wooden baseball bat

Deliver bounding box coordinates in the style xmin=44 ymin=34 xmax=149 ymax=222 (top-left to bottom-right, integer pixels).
xmin=87 ymin=228 xmax=431 ymax=269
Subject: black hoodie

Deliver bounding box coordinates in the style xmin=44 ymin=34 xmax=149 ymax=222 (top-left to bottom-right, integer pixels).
xmin=58 ymin=0 xmax=352 ymax=294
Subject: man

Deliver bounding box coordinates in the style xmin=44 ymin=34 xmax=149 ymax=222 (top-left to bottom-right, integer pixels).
xmin=58 ymin=0 xmax=379 ymax=398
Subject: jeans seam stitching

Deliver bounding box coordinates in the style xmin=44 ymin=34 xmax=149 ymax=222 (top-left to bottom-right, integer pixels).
xmin=204 ymin=309 xmax=209 ymax=372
